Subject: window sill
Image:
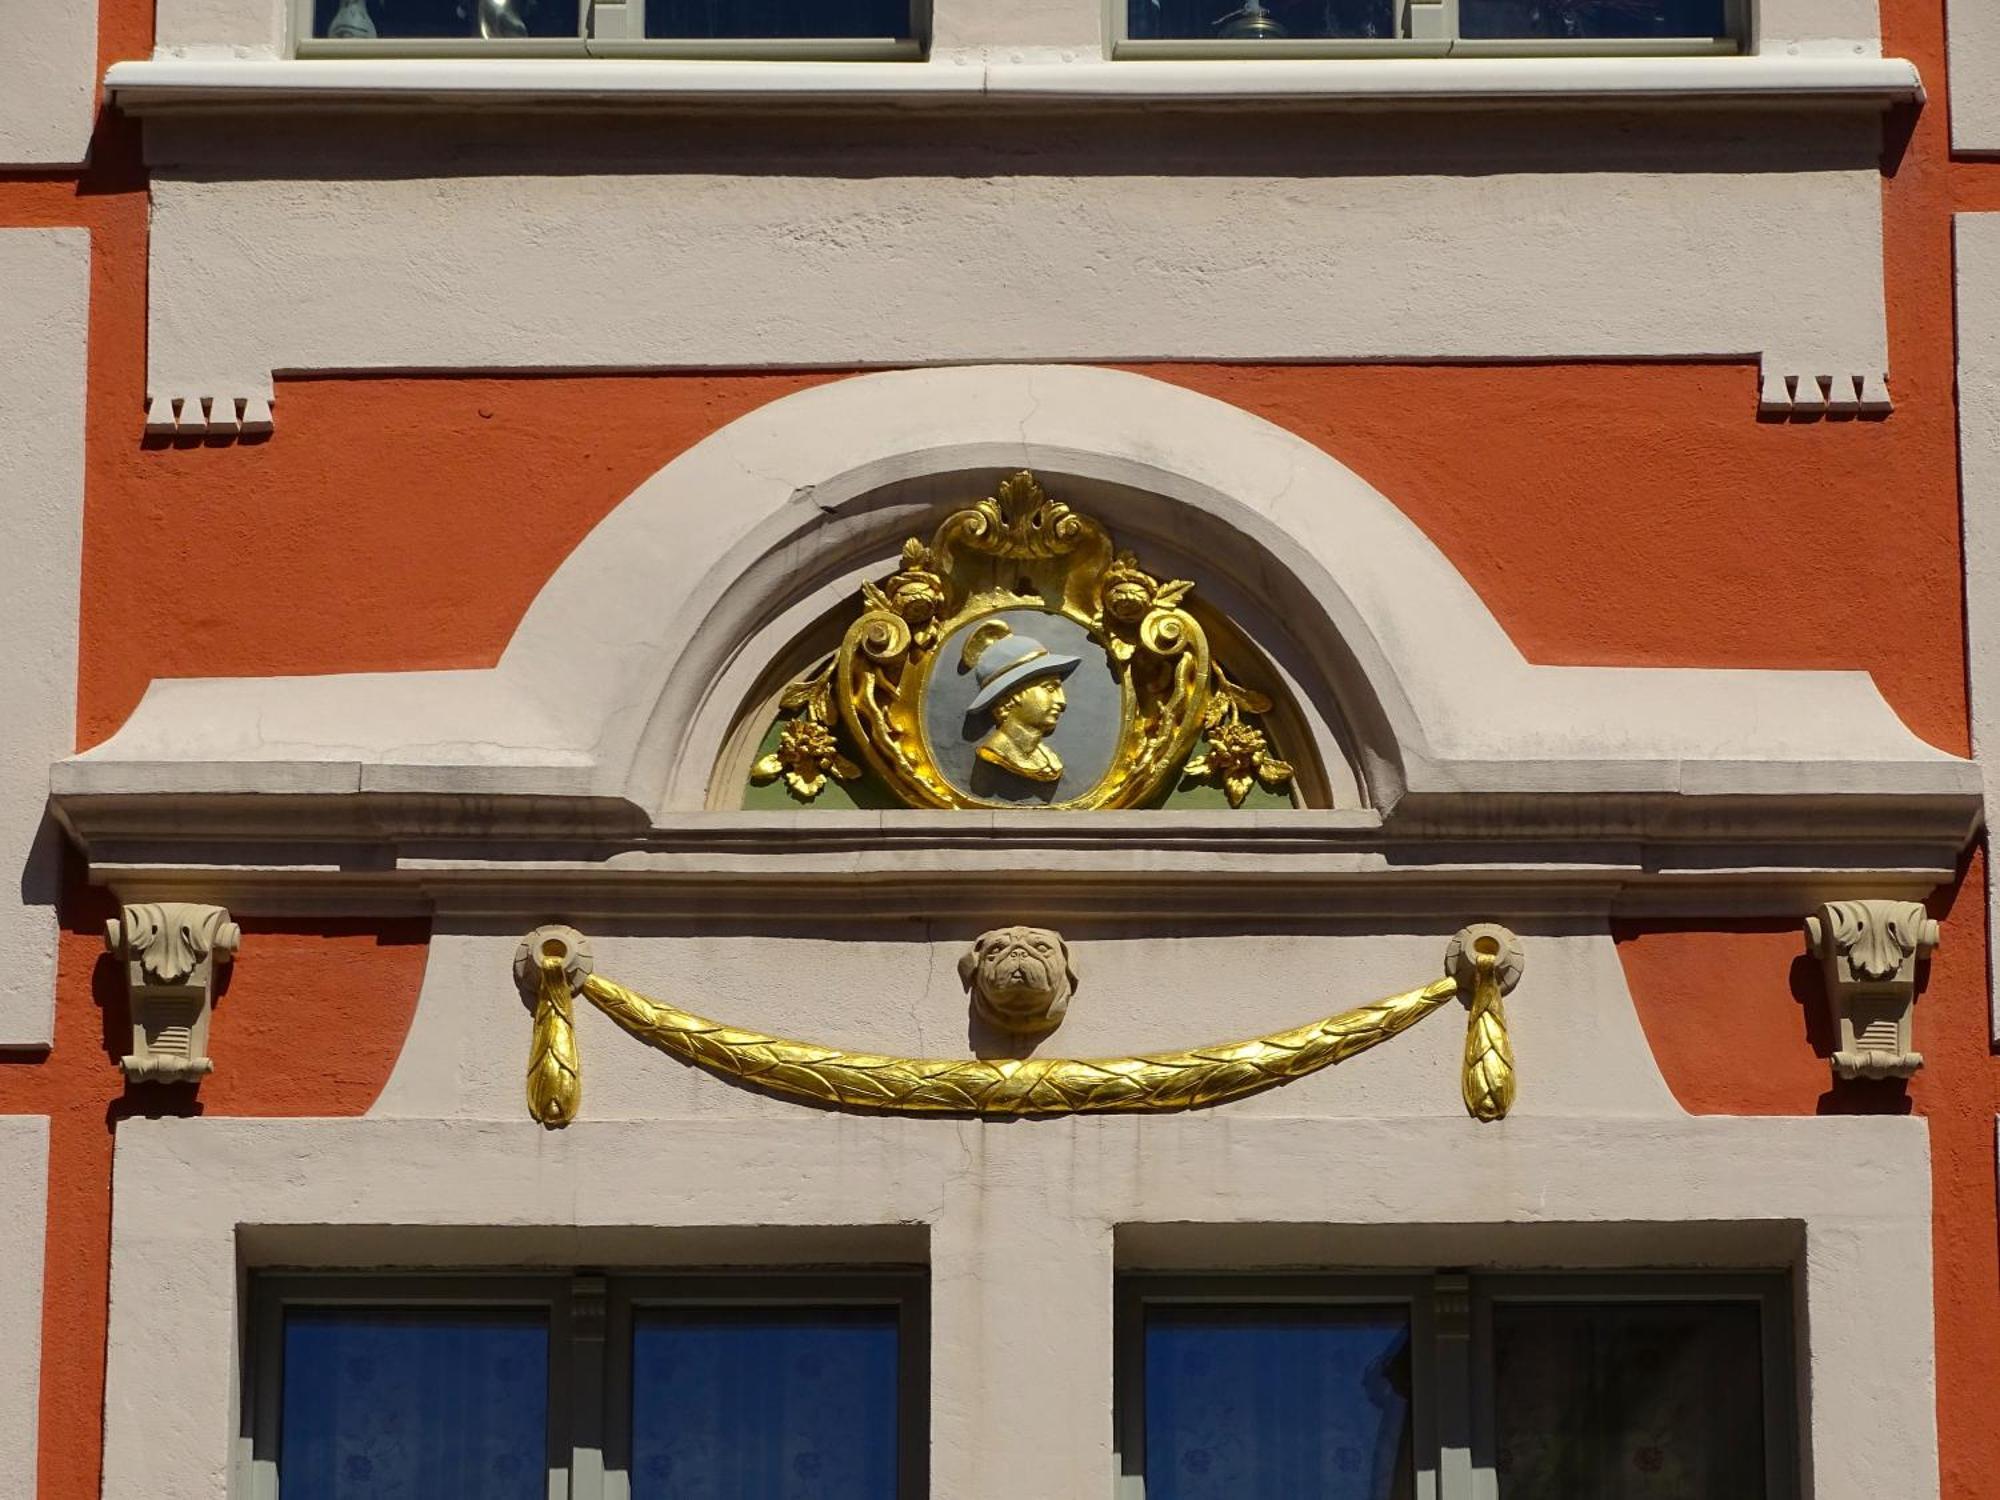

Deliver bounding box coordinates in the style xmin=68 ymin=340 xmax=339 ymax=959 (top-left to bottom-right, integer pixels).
xmin=104 ymin=54 xmax=1924 ymax=114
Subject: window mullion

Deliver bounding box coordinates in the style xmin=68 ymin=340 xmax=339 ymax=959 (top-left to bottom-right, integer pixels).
xmin=567 ymin=1274 xmax=608 ymax=1500
xmin=1431 ymin=1272 xmax=1480 ymax=1500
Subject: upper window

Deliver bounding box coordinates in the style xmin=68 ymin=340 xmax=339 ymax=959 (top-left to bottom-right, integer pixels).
xmin=1116 ymin=1272 xmax=1795 ymax=1500
xmin=1119 ymin=0 xmax=1739 ymax=54
xmin=244 ymin=1270 xmax=928 ymax=1499
xmin=301 ymin=0 xmax=924 ymax=56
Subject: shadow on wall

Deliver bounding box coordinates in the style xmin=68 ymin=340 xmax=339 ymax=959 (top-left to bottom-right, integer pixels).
xmin=146 ymin=107 xmax=1885 ymax=184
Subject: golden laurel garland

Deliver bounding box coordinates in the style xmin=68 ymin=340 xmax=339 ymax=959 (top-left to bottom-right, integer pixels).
xmin=522 ymin=952 xmax=1517 ymax=1124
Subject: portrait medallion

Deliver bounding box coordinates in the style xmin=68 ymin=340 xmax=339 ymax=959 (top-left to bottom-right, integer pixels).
xmin=750 ymin=472 xmax=1297 ymax=812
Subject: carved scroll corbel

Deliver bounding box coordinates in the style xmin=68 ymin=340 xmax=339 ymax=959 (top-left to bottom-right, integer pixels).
xmin=1805 ymin=899 xmax=1937 ymax=1079
xmin=103 ymin=902 xmax=240 ymax=1084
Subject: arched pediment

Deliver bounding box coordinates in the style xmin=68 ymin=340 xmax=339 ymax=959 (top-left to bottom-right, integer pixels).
xmin=54 ymin=365 xmax=1976 ymax=908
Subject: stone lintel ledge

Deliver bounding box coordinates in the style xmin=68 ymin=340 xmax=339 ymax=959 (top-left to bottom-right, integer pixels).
xmin=104 ymin=55 xmax=1924 ymax=116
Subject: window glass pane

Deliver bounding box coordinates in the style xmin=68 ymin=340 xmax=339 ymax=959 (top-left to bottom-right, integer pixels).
xmin=278 ymin=1306 xmax=548 ymax=1500
xmin=1143 ymin=1304 xmax=1415 ymax=1500
xmin=1127 ymin=0 xmax=1396 ymax=42
xmin=631 ymin=1305 xmax=902 ymax=1499
xmin=311 ymin=0 xmax=581 ymax=41
xmin=644 ymin=0 xmax=913 ymax=40
xmin=1457 ymin=0 xmax=1726 ymax=39
xmin=1492 ymin=1299 xmax=1766 ymax=1499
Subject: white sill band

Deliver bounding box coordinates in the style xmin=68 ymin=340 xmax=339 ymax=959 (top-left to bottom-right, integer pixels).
xmin=104 ymin=54 xmax=1925 ymax=112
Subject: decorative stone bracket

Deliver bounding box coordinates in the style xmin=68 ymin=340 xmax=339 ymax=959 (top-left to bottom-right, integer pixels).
xmin=1804 ymin=899 xmax=1938 ymax=1080
xmin=103 ymin=903 xmax=240 ymax=1084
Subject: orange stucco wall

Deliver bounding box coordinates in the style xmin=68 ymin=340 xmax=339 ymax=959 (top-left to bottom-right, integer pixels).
xmin=4 ymin=0 xmax=2000 ymax=1490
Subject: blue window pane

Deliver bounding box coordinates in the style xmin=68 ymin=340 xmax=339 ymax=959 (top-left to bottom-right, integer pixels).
xmin=1127 ymin=0 xmax=1395 ymax=41
xmin=1144 ymin=1305 xmax=1414 ymax=1500
xmin=631 ymin=1306 xmax=901 ymax=1499
xmin=645 ymin=0 xmax=913 ymax=40
xmin=279 ymin=1307 xmax=548 ymax=1500
xmin=1458 ymin=0 xmax=1726 ymax=39
xmin=312 ymin=0 xmax=581 ymax=39
xmin=1492 ymin=1300 xmax=1766 ymax=1500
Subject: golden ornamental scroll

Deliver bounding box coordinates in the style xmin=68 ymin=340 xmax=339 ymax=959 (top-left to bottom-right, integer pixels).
xmin=521 ymin=927 xmax=1521 ymax=1127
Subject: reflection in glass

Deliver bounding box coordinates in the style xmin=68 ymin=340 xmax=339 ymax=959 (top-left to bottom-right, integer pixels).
xmin=631 ymin=1306 xmax=902 ymax=1499
xmin=278 ymin=1307 xmax=548 ymax=1500
xmin=1129 ymin=0 xmax=1395 ymax=40
xmin=645 ymin=0 xmax=913 ymax=39
xmin=313 ymin=0 xmax=581 ymax=40
xmin=1458 ymin=0 xmax=1725 ymax=38
xmin=1492 ymin=1299 xmax=1767 ymax=1499
xmin=1143 ymin=1304 xmax=1415 ymax=1500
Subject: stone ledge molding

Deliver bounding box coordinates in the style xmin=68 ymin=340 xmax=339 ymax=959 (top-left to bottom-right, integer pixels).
xmin=104 ymin=902 xmax=240 ymax=1083
xmin=1804 ymin=897 xmax=1937 ymax=1079
xmin=107 ymin=56 xmax=1923 ymax=115
xmin=54 ymin=367 xmax=1976 ymax=902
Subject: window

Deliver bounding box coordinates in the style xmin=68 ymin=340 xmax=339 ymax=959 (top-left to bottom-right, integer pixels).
xmin=1116 ymin=0 xmax=1740 ymax=55
xmin=298 ymin=0 xmax=924 ymax=57
xmin=1116 ymin=1273 xmax=1794 ymax=1500
xmin=244 ymin=1271 xmax=927 ymax=1499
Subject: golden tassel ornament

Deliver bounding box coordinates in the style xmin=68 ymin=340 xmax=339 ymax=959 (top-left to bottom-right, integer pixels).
xmin=1460 ymin=944 xmax=1515 ymax=1122
xmin=526 ymin=950 xmax=581 ymax=1128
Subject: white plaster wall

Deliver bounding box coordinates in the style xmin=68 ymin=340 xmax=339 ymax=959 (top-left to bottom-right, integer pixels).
xmin=103 ymin=1112 xmax=1935 ymax=1500
xmin=1956 ymin=213 xmax=2000 ymax=1037
xmin=373 ymin=924 xmax=1680 ymax=1122
xmin=140 ymin=112 xmax=1888 ymax=404
xmin=0 ymin=231 xmax=89 ymax=1048
xmin=0 ymin=0 xmax=99 ymax=164
xmin=1949 ymin=0 xmax=2000 ymax=152
xmin=0 ymin=1116 xmax=50 ymax=1497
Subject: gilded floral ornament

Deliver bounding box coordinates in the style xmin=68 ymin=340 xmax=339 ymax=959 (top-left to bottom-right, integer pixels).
xmin=1184 ymin=664 xmax=1295 ymax=806
xmin=750 ymin=471 xmax=1299 ymax=810
xmin=752 ymin=715 xmax=861 ymax=801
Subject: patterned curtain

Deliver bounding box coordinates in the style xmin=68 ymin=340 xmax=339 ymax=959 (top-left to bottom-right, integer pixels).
xmin=630 ymin=1306 xmax=903 ymax=1498
xmin=279 ymin=1308 xmax=549 ymax=1500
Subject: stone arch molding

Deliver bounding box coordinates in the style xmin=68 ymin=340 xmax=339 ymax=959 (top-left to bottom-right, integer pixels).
xmin=60 ymin=365 xmax=1971 ymax=841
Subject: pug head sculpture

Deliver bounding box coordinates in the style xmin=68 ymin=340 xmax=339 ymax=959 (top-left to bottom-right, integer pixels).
xmin=958 ymin=926 xmax=1078 ymax=1035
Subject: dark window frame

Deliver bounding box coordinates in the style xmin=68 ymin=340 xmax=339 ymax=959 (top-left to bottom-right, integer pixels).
xmin=243 ymin=1268 xmax=929 ymax=1500
xmin=1115 ymin=1270 xmax=1795 ymax=1500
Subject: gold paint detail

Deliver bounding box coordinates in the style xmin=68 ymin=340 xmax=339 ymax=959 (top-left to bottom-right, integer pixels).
xmin=1460 ymin=946 xmax=1516 ymax=1123
xmin=1184 ymin=662 xmax=1296 ymax=807
xmin=750 ymin=471 xmax=1297 ymax=810
xmin=750 ymin=660 xmax=861 ymax=802
xmin=526 ymin=950 xmax=582 ymax=1129
xmin=574 ymin=971 xmax=1464 ymax=1115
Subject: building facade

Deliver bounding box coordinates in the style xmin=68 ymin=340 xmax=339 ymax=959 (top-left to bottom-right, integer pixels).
xmin=7 ymin=0 xmax=2000 ymax=1495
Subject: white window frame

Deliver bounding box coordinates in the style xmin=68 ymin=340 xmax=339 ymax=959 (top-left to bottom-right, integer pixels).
xmin=1114 ymin=1270 xmax=1796 ymax=1500
xmin=241 ymin=1268 xmax=929 ymax=1500
xmin=1108 ymin=0 xmax=1747 ymax=58
xmin=292 ymin=0 xmax=928 ymax=59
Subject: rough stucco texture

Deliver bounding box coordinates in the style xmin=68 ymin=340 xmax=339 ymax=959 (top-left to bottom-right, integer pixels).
xmin=81 ymin=360 xmax=1967 ymax=756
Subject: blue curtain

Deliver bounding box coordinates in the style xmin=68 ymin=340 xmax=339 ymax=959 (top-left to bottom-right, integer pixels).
xmin=1143 ymin=1305 xmax=1414 ymax=1500
xmin=278 ymin=1307 xmax=549 ymax=1500
xmin=630 ymin=1306 xmax=902 ymax=1499
xmin=642 ymin=0 xmax=911 ymax=39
